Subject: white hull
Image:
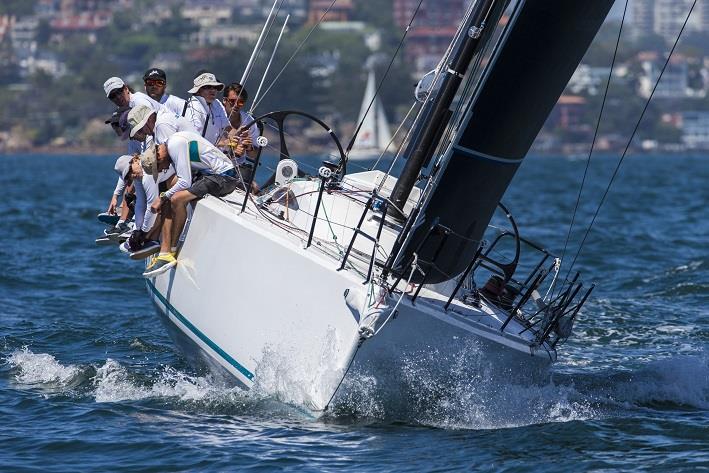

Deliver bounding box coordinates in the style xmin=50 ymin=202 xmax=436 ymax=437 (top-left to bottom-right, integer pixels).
xmin=145 ymin=171 xmax=555 ymax=411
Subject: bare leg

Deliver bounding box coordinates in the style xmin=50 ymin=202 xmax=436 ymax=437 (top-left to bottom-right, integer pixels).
xmin=170 ymin=190 xmax=197 ymax=249
xmin=155 ymin=175 xmax=177 ymax=250
xmin=146 ymin=214 xmax=163 ymax=241
xmin=159 ymin=200 xmax=173 ymax=254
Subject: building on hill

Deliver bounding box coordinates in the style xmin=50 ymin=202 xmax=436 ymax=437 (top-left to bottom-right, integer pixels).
xmin=680 ymin=111 xmax=709 ymax=149
xmin=567 ymin=65 xmax=613 ymax=96
xmin=49 ymin=11 xmax=112 ymax=44
xmin=193 ymin=24 xmax=259 ymax=48
xmin=182 ymin=1 xmax=233 ymax=28
xmin=632 ymin=0 xmax=709 ymax=41
xmin=393 ymin=0 xmax=465 ymax=75
xmin=308 ymin=0 xmax=352 ymax=24
xmin=636 ymin=52 xmax=707 ymax=99
xmin=551 ymin=95 xmax=588 ymax=131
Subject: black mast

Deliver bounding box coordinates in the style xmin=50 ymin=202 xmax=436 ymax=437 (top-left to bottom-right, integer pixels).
xmin=389 ymin=0 xmax=499 ymax=217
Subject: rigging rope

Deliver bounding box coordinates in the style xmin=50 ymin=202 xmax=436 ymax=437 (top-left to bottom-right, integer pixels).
xmin=561 ymin=0 xmax=697 ymax=286
xmin=370 ymin=100 xmax=419 ymax=171
xmin=345 ymin=0 xmax=425 ymax=156
xmin=553 ymin=0 xmax=629 ymax=297
xmin=251 ymin=0 xmax=340 ymax=112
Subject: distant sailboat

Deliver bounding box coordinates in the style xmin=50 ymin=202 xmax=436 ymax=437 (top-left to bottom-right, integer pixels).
xmin=348 ymin=69 xmax=392 ymax=161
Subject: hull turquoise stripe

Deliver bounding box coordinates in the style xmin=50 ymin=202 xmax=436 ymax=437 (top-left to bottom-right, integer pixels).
xmin=145 ymin=280 xmax=254 ymax=380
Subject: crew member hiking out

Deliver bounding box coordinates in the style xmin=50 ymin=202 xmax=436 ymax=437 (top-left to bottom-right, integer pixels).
xmin=140 ymin=130 xmax=240 ymax=277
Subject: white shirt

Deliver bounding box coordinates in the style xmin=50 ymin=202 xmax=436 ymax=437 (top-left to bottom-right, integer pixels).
xmin=134 ymin=165 xmax=175 ymax=232
xmin=159 ymin=93 xmax=187 ymax=117
xmin=154 ymin=109 xmax=198 ymax=145
xmin=130 ymin=91 xmax=161 ymax=111
xmin=113 ymin=176 xmax=125 ymax=197
xmin=184 ymin=95 xmax=229 ymax=145
xmin=164 ymin=131 xmax=234 ymax=199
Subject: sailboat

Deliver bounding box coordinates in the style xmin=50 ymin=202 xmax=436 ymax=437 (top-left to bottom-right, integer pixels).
xmin=144 ymin=0 xmax=614 ymax=411
xmin=347 ymin=69 xmax=393 ymax=161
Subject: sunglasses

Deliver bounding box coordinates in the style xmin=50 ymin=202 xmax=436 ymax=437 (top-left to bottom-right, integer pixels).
xmin=145 ymin=79 xmax=165 ymax=86
xmin=224 ymin=98 xmax=245 ymax=106
xmin=202 ymin=85 xmax=220 ymax=91
xmin=108 ymin=88 xmax=123 ymax=100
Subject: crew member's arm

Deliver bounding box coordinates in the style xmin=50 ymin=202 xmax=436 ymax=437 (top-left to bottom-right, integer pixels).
xmin=140 ymin=175 xmax=160 ymax=232
xmin=133 ymin=178 xmax=147 ymax=231
xmin=163 ymin=140 xmax=193 ymax=199
xmin=108 ymin=176 xmax=125 ymax=213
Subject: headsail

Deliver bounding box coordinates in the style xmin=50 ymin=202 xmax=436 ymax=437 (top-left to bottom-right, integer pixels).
xmin=394 ymin=0 xmax=615 ymax=283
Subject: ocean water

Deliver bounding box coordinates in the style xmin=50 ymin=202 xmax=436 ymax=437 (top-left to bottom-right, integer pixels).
xmin=0 ymin=153 xmax=707 ymax=472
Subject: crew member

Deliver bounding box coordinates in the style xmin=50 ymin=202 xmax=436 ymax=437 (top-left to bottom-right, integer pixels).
xmin=183 ymin=72 xmax=229 ymax=145
xmin=140 ymin=130 xmax=239 ymax=277
xmin=142 ymin=68 xmax=187 ymax=117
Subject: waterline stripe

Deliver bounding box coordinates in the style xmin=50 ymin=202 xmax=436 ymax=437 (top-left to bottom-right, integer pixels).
xmin=145 ymin=280 xmax=254 ymax=380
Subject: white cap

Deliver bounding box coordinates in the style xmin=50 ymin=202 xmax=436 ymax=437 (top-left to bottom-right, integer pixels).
xmin=103 ymin=77 xmax=125 ymax=97
xmin=127 ymin=105 xmax=155 ymax=138
xmin=188 ymin=72 xmax=224 ymax=94
xmin=114 ymin=154 xmax=133 ymax=181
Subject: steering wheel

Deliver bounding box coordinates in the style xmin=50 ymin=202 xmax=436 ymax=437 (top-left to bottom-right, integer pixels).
xmin=241 ymin=110 xmax=348 ymax=179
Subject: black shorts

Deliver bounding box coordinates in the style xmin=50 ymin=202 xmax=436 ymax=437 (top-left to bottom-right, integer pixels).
xmin=188 ymin=173 xmax=239 ymax=198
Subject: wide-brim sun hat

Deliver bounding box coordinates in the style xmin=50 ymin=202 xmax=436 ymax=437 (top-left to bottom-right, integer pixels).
xmin=188 ymin=72 xmax=224 ymax=94
xmin=128 ymin=105 xmax=155 ymax=138
xmin=141 ymin=146 xmax=160 ymax=182
xmin=114 ymin=154 xmax=133 ymax=181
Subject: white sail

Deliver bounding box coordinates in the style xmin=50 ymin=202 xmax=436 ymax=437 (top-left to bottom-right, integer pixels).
xmin=376 ymin=98 xmax=392 ymax=150
xmin=350 ymin=69 xmax=391 ymax=158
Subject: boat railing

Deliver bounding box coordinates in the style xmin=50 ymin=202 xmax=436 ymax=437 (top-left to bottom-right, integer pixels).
xmin=338 ymin=191 xmax=389 ymax=284
xmin=378 ymin=208 xmax=594 ymax=348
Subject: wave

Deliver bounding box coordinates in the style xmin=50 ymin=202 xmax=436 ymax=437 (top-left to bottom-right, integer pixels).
xmin=4 ymin=347 xmax=708 ymax=429
xmin=326 ymin=348 xmax=709 ymax=429
xmin=6 ymin=348 xmax=85 ymax=387
xmin=3 ymin=348 xmax=310 ymax=419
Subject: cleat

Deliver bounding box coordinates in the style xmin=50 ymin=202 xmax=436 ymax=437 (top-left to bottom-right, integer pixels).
xmin=142 ymin=253 xmax=177 ymax=278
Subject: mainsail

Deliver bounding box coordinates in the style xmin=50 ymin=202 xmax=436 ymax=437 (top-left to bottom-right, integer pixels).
xmin=351 ymin=69 xmax=392 ymax=153
xmin=393 ymin=0 xmax=615 ymax=283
